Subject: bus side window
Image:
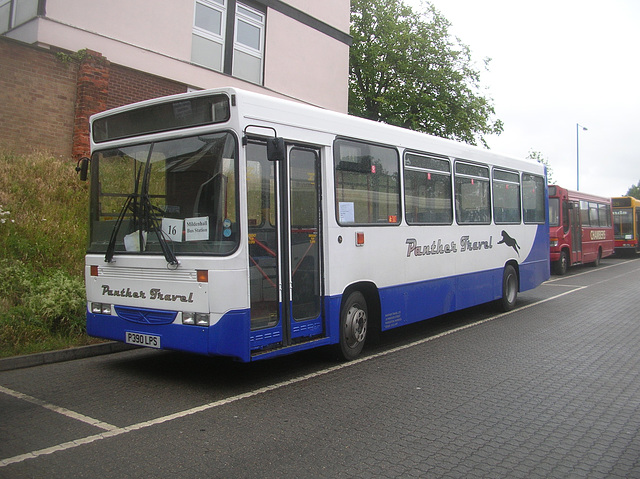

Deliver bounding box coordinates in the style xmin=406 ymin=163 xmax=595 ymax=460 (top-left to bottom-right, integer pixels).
xmin=522 ymin=174 xmax=545 ymax=224
xmin=404 ymin=152 xmax=452 ymax=225
xmin=455 ymin=162 xmax=490 ymax=225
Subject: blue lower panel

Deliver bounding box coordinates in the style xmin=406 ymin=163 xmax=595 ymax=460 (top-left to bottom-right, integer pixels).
xmin=291 ymin=317 xmax=323 ymax=338
xmin=87 ymin=309 xmax=251 ymax=362
xmin=377 ymin=268 xmax=503 ymax=331
xmin=519 ymin=259 xmax=550 ymax=292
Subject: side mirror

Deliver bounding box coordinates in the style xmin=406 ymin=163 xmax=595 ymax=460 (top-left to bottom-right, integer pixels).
xmin=267 ymin=137 xmax=285 ymax=162
xmin=76 ymin=157 xmax=90 ymax=181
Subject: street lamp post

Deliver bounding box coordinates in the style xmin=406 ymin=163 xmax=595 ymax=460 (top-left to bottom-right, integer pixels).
xmin=576 ymin=123 xmax=588 ymax=191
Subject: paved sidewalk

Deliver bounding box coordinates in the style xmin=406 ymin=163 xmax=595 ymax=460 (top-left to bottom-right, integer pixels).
xmin=0 ymin=342 xmax=135 ymax=372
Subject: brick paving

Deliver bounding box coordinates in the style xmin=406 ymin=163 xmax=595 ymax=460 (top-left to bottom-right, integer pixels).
xmin=1 ymin=258 xmax=639 ymax=478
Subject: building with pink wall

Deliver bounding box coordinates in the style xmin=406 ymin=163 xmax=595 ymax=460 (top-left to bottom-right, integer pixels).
xmin=1 ymin=0 xmax=351 ymax=112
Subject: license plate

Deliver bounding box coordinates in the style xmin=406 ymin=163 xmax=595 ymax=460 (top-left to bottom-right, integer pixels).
xmin=125 ymin=332 xmax=161 ymax=349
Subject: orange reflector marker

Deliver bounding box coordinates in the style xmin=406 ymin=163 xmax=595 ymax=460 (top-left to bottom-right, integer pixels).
xmin=90 ymin=265 xmax=99 ymax=276
xmin=196 ymin=270 xmax=209 ymax=283
xmin=356 ymin=232 xmax=365 ymax=246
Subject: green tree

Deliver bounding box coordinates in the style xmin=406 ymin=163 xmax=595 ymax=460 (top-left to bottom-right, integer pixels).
xmin=349 ymin=0 xmax=503 ymax=146
xmin=527 ymin=150 xmax=554 ymax=185
xmin=626 ymin=181 xmax=640 ymax=199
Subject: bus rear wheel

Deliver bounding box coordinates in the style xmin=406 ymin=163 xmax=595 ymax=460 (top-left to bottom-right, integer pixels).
xmin=499 ymin=265 xmax=518 ymax=312
xmin=338 ymin=291 xmax=368 ymax=360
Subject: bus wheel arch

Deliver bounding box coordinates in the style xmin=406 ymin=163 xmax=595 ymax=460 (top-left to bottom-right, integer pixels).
xmin=499 ymin=261 xmax=519 ymax=312
xmin=337 ymin=282 xmax=380 ymax=360
xmin=591 ymin=247 xmax=602 ymax=267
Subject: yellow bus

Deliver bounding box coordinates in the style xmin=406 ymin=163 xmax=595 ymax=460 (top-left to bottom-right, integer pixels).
xmin=612 ymin=196 xmax=640 ymax=255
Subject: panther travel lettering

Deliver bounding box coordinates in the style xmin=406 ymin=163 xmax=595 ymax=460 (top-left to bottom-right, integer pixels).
xmin=101 ymin=285 xmax=194 ymax=303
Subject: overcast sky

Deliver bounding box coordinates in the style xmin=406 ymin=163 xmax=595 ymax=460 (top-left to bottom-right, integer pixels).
xmin=405 ymin=0 xmax=640 ymax=197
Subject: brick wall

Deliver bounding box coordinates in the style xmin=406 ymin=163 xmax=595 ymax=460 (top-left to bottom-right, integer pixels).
xmin=0 ymin=37 xmax=187 ymax=159
xmin=108 ymin=64 xmax=186 ymax=110
xmin=72 ymin=50 xmax=110 ymax=160
xmin=0 ymin=38 xmax=78 ymax=157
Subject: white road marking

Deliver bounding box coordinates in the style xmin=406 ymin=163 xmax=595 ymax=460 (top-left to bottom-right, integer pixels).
xmin=0 ymin=385 xmax=117 ymax=431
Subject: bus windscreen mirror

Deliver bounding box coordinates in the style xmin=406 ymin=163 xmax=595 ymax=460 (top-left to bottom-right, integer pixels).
xmin=267 ymin=137 xmax=285 ymax=162
xmin=75 ymin=157 xmax=90 ymax=181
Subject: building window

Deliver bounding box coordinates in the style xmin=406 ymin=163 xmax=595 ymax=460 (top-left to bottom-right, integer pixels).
xmin=191 ymin=0 xmax=265 ymax=85
xmin=192 ymin=0 xmax=226 ymax=71
xmin=0 ymin=0 xmax=39 ymax=34
xmin=233 ymin=3 xmax=264 ymax=84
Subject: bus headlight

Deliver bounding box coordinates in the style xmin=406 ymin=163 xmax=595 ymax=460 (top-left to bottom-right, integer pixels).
xmin=91 ymin=303 xmax=112 ymax=314
xmin=182 ymin=312 xmax=195 ymax=325
xmin=182 ymin=312 xmax=209 ymax=326
xmin=550 ymin=238 xmax=558 ymax=247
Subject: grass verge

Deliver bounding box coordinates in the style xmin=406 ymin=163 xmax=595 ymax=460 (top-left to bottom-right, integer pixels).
xmin=0 ymin=150 xmax=102 ymax=358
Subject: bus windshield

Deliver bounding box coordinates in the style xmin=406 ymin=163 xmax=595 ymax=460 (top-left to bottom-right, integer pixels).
xmin=614 ymin=208 xmax=634 ymax=239
xmin=89 ymin=132 xmax=238 ymax=257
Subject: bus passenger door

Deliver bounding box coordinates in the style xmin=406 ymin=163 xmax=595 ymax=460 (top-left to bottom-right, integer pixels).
xmin=570 ymin=201 xmax=582 ymax=262
xmin=287 ymin=147 xmax=323 ymax=342
xmin=246 ymin=141 xmax=323 ymax=353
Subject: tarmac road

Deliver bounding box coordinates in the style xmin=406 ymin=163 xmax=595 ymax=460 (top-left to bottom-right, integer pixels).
xmin=1 ymin=256 xmax=640 ymax=478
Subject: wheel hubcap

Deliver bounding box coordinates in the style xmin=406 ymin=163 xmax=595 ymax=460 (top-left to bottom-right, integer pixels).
xmin=344 ymin=304 xmax=367 ymax=347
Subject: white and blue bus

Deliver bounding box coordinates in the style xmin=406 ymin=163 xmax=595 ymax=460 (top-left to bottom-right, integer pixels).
xmin=81 ymin=87 xmax=549 ymax=362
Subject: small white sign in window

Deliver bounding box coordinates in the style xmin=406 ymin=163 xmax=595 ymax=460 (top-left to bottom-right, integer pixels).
xmin=185 ymin=217 xmax=210 ymax=241
xmin=339 ymin=202 xmax=355 ymax=223
xmin=162 ymin=218 xmax=184 ymax=242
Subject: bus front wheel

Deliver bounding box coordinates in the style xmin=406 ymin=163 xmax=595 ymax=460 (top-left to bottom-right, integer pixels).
xmin=499 ymin=265 xmax=518 ymax=312
xmin=554 ymin=250 xmax=569 ymax=275
xmin=338 ymin=291 xmax=368 ymax=360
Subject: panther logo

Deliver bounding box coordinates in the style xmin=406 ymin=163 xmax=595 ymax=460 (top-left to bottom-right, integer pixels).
xmin=497 ymin=230 xmax=520 ymax=256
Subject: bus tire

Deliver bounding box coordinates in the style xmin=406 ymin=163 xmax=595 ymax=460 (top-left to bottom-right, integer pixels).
xmin=499 ymin=264 xmax=518 ymax=312
xmin=591 ymin=249 xmax=602 ymax=267
xmin=338 ymin=291 xmax=368 ymax=360
xmin=554 ymin=250 xmax=569 ymax=275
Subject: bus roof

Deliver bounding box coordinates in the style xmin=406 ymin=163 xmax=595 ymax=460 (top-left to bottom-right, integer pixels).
xmin=549 ymin=185 xmax=612 ymax=203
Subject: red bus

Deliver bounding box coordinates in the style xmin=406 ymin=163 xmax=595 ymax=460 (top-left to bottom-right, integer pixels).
xmin=548 ymin=185 xmax=614 ymax=274
xmin=612 ymin=196 xmax=640 ymax=255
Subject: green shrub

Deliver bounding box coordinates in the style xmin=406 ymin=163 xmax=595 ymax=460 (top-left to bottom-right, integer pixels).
xmin=0 ymin=259 xmax=32 ymax=306
xmin=26 ymin=270 xmax=86 ymax=336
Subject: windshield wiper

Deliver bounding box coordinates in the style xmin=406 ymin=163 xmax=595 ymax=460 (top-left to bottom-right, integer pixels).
xmin=105 ymin=192 xmax=136 ymax=263
xmin=141 ymin=194 xmax=178 ymax=266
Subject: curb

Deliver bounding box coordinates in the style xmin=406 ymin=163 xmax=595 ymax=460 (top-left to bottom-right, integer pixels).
xmin=0 ymin=342 xmax=137 ymax=372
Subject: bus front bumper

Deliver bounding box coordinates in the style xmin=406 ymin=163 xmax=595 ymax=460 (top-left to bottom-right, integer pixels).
xmin=86 ymin=309 xmax=251 ymax=362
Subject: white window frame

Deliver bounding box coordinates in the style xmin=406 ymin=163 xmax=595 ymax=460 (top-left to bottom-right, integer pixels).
xmin=192 ymin=0 xmax=227 ymax=72
xmin=0 ymin=0 xmax=11 ymax=34
xmin=232 ymin=2 xmax=265 ymax=84
xmin=0 ymin=0 xmax=38 ymax=34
